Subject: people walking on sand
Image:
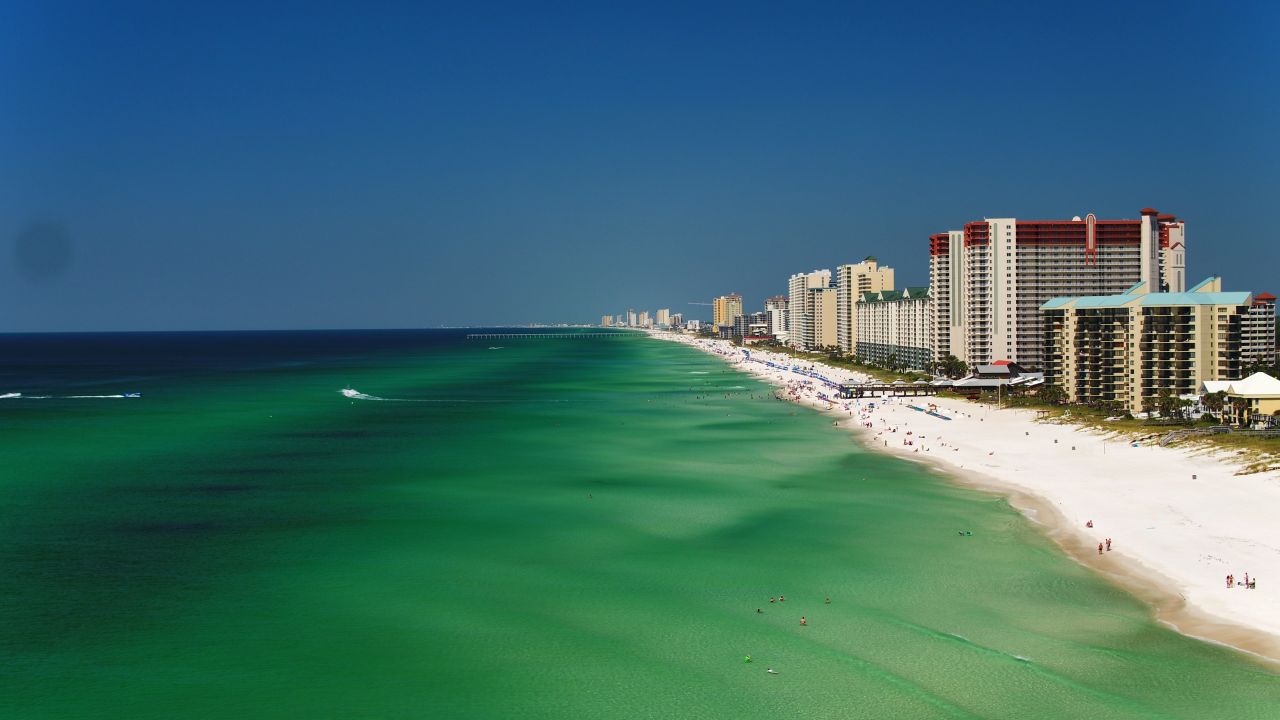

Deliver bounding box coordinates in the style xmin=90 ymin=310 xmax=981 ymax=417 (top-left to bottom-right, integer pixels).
xmin=1098 ymin=542 xmax=1104 ymax=555
xmin=1227 ymin=574 xmax=1234 ymax=588
xmin=1086 ymin=520 xmax=1093 ymax=528
xmin=1105 ymin=538 xmax=1111 ymax=551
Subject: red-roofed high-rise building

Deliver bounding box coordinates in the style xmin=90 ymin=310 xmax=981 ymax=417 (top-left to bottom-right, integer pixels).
xmin=928 ymin=209 xmax=1188 ymax=369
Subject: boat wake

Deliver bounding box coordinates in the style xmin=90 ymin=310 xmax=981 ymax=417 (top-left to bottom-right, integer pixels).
xmin=339 ymin=388 xmax=563 ymax=404
xmin=2 ymin=392 xmax=140 ymax=400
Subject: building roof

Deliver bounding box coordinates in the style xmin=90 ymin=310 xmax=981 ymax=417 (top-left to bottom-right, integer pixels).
xmin=1042 ymin=277 xmax=1251 ymax=311
xmin=1226 ymin=372 xmax=1280 ymax=398
xmin=1255 ymin=292 xmax=1276 ymax=301
xmin=857 ymin=287 xmax=929 ymax=303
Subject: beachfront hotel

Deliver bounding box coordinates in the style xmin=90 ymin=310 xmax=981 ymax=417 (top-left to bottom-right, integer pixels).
xmin=787 ymin=269 xmax=832 ymax=351
xmin=930 ymin=209 xmax=1188 ymax=369
xmin=855 ymin=287 xmax=933 ymax=370
xmin=836 ymin=258 xmax=895 ymax=355
xmin=712 ymin=293 xmax=742 ymax=332
xmin=765 ymin=295 xmax=789 ymax=343
xmin=806 ymin=286 xmax=838 ymax=349
xmin=1041 ymin=277 xmax=1249 ymax=413
xmin=1242 ymin=292 xmax=1277 ymax=366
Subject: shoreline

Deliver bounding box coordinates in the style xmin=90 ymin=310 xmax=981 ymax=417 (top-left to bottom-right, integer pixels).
xmin=654 ymin=331 xmax=1280 ymax=667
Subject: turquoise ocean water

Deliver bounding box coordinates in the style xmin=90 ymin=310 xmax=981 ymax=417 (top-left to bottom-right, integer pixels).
xmin=2 ymin=329 xmax=1277 ymax=719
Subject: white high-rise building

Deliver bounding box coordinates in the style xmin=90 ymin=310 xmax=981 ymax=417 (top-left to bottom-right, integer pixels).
xmin=764 ymin=295 xmax=788 ymax=341
xmin=1243 ymin=292 xmax=1277 ymax=366
xmin=787 ymin=269 xmax=831 ymax=351
xmin=835 ymin=258 xmax=894 ymax=354
xmin=929 ymin=208 xmax=1188 ymax=369
xmin=855 ymin=287 xmax=933 ymax=370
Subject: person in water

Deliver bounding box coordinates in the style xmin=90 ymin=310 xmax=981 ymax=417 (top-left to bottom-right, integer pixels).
xmin=825 ymin=597 xmax=831 ymax=604
xmin=756 ymin=608 xmax=763 ymax=614
xmin=800 ymin=616 xmax=807 ymax=626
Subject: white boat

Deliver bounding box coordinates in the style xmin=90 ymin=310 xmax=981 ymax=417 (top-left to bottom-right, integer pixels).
xmin=341 ymin=388 xmax=361 ymax=398
xmin=0 ymin=392 xmax=20 ymax=399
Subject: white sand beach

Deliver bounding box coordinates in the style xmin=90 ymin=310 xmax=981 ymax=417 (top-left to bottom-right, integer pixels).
xmin=659 ymin=332 xmax=1280 ymax=664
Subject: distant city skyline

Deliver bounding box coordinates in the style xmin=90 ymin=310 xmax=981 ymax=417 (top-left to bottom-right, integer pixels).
xmin=3 ymin=2 xmax=1277 ymax=331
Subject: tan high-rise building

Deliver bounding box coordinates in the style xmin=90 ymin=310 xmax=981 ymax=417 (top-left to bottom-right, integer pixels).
xmin=787 ymin=269 xmax=831 ymax=351
xmin=836 ymin=258 xmax=894 ymax=354
xmin=931 ymin=209 xmax=1188 ymax=370
xmin=1042 ymin=277 xmax=1248 ymax=414
xmin=656 ymin=308 xmax=671 ymax=327
xmin=806 ymin=287 xmax=838 ymax=350
xmin=601 ymin=315 xmax=614 ymax=327
xmin=713 ymin=294 xmax=743 ymax=332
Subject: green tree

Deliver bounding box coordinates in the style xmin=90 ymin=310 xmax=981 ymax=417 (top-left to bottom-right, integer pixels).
xmin=1202 ymin=390 xmax=1227 ymax=416
xmin=1039 ymin=383 xmax=1067 ymax=405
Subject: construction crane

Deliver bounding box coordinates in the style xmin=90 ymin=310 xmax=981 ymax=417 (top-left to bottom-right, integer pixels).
xmin=688 ymin=302 xmax=713 ymax=306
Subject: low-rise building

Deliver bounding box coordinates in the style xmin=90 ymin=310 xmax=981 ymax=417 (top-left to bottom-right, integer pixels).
xmin=1202 ymin=372 xmax=1280 ymax=427
xmin=854 ymin=287 xmax=933 ymax=370
xmin=1042 ymin=277 xmax=1250 ymax=413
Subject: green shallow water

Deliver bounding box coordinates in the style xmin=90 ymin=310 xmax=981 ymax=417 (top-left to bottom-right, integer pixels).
xmin=2 ymin=330 xmax=1278 ymax=719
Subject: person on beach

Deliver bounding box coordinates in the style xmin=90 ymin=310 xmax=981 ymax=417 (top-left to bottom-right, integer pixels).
xmin=1227 ymin=574 xmax=1234 ymax=588
xmin=1105 ymin=538 xmax=1111 ymax=551
xmin=1086 ymin=520 xmax=1093 ymax=528
xmin=1098 ymin=542 xmax=1104 ymax=555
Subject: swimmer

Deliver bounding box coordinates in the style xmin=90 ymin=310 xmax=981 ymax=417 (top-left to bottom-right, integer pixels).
xmin=767 ymin=668 xmax=779 ymax=675
xmin=800 ymin=616 xmax=807 ymax=626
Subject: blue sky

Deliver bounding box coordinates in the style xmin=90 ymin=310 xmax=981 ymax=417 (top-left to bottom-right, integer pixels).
xmin=2 ymin=1 xmax=1276 ymax=330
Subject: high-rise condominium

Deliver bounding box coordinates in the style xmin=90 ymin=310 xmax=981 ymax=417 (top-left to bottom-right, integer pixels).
xmin=930 ymin=208 xmax=1187 ymax=369
xmin=713 ymin=294 xmax=743 ymax=332
xmin=787 ymin=269 xmax=832 ymax=351
xmin=764 ymin=295 xmax=788 ymax=341
xmin=835 ymin=258 xmax=894 ymax=354
xmin=1043 ymin=277 xmax=1246 ymax=413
